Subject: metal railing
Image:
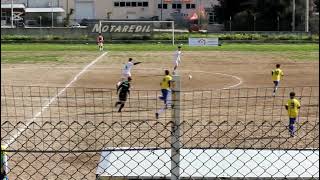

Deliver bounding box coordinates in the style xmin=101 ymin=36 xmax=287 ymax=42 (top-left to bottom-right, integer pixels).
xmin=1 ymin=85 xmax=319 ymax=179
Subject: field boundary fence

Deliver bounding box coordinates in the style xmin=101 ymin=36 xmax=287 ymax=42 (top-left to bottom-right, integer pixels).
xmin=1 ymin=84 xmax=319 ymax=179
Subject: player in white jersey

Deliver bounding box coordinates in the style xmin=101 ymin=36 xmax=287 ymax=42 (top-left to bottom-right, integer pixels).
xmin=173 ymin=46 xmax=182 ymax=74
xmin=117 ymin=58 xmax=141 ymax=87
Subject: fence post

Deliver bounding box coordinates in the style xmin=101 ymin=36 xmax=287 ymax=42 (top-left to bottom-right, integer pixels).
xmin=305 ymin=0 xmax=309 ymax=33
xmin=172 ymin=21 xmax=175 ymax=46
xmin=171 ymin=75 xmax=181 ymax=180
xmin=292 ymin=0 xmax=296 ymax=32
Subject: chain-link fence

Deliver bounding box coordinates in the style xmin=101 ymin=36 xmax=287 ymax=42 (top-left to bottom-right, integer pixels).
xmin=1 ymin=85 xmax=319 ymax=179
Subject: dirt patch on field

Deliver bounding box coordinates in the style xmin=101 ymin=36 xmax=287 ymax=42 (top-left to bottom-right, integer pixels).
xmin=1 ymin=51 xmax=319 ymax=179
xmin=2 ymin=51 xmax=319 ymax=89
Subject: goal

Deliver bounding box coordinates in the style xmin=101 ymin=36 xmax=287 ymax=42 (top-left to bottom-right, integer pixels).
xmin=92 ymin=20 xmax=175 ymax=45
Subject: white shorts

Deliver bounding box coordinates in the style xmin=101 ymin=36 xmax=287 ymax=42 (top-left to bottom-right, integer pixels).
xmin=98 ymin=42 xmax=103 ymax=46
xmin=121 ymin=72 xmax=131 ymax=79
xmin=174 ymin=61 xmax=180 ymax=66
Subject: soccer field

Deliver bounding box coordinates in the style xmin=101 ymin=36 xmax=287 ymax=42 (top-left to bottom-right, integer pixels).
xmin=1 ymin=43 xmax=319 ymax=89
xmin=1 ymin=43 xmax=319 ymax=179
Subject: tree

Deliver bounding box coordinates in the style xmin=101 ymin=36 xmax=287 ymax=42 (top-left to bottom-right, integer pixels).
xmin=315 ymin=0 xmax=319 ymax=12
xmin=214 ymin=0 xmax=311 ymax=31
xmin=64 ymin=8 xmax=74 ymax=27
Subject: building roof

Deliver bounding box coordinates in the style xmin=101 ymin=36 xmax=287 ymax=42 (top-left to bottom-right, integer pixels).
xmin=25 ymin=7 xmax=65 ymax=13
xmin=1 ymin=4 xmax=25 ymax=9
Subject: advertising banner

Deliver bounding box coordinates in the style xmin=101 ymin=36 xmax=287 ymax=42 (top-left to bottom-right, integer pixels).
xmin=188 ymin=38 xmax=219 ymax=46
xmin=91 ymin=23 xmax=153 ymax=33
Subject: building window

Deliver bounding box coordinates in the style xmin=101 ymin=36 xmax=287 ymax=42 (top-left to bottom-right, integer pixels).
xmin=158 ymin=4 xmax=168 ymax=9
xmin=1 ymin=12 xmax=7 ymax=20
xmin=172 ymin=3 xmax=181 ymax=9
xmin=186 ymin=4 xmax=196 ymax=9
xmin=114 ymin=1 xmax=148 ymax=8
xmin=143 ymin=2 xmax=148 ymax=7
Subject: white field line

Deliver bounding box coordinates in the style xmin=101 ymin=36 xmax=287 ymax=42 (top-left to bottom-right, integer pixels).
xmin=2 ymin=66 xmax=110 ymax=70
xmin=2 ymin=67 xmax=242 ymax=104
xmin=215 ymin=72 xmax=242 ymax=89
xmin=2 ymin=67 xmax=242 ymax=90
xmin=181 ymin=70 xmax=242 ymax=90
xmin=5 ymin=52 xmax=108 ymax=146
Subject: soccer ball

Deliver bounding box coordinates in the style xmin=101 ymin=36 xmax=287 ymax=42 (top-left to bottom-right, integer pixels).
xmin=188 ymin=75 xmax=192 ymax=79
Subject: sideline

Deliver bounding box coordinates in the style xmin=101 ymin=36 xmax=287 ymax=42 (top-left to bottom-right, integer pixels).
xmin=5 ymin=51 xmax=108 ymax=146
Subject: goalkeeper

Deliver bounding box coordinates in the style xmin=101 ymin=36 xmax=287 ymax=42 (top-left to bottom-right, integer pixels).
xmin=96 ymin=33 xmax=104 ymax=51
xmin=115 ymin=77 xmax=131 ymax=113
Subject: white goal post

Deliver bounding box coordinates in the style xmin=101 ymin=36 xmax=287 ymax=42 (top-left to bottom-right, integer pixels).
xmin=97 ymin=20 xmax=175 ymax=45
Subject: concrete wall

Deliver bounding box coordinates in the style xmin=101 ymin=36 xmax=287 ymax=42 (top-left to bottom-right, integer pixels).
xmin=1 ymin=27 xmax=153 ymax=39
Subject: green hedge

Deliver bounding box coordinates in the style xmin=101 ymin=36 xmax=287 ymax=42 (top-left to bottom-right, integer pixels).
xmin=154 ymin=33 xmax=319 ymax=41
xmin=1 ymin=33 xmax=319 ymax=41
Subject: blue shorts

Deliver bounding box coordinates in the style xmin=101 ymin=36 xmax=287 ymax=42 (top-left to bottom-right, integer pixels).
xmin=273 ymin=81 xmax=279 ymax=87
xmin=161 ymin=89 xmax=169 ymax=101
xmin=289 ymin=118 xmax=296 ymax=124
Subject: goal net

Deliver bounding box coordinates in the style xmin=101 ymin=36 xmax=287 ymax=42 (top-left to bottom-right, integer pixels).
xmin=91 ymin=20 xmax=175 ymax=45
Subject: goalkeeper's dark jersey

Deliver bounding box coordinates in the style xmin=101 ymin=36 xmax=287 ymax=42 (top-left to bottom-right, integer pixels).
xmin=117 ymin=81 xmax=130 ymax=101
xmin=118 ymin=81 xmax=130 ymax=93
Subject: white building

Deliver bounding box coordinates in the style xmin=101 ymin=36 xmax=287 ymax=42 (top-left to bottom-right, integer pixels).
xmin=1 ymin=0 xmax=220 ymax=28
xmin=71 ymin=0 xmax=219 ymax=22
